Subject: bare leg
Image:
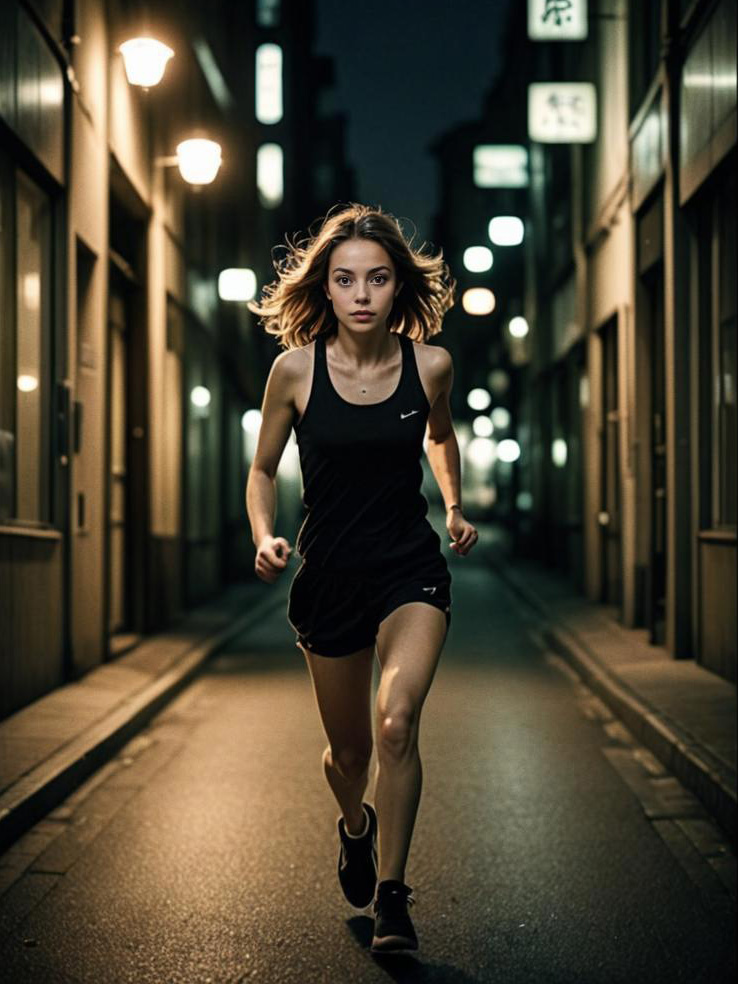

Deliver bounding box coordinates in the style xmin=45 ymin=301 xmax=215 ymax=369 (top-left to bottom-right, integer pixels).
xmin=373 ymin=602 xmax=448 ymax=883
xmin=301 ymin=643 xmax=376 ymax=834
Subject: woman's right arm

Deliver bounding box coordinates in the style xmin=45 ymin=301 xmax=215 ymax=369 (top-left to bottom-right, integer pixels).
xmin=246 ymin=350 xmax=297 ymax=583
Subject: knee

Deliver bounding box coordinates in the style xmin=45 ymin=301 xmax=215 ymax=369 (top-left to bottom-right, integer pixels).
xmin=377 ymin=705 xmax=418 ymax=760
xmin=329 ymin=744 xmax=372 ymax=782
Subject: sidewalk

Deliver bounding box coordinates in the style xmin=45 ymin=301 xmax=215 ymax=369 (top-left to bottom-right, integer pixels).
xmin=0 ymin=576 xmax=289 ymax=855
xmin=487 ymin=547 xmax=737 ymax=847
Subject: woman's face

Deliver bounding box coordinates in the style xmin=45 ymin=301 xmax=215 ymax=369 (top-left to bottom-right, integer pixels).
xmin=324 ymin=238 xmax=403 ymax=333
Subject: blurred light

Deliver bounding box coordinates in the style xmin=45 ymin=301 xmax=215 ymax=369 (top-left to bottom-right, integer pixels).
xmin=488 ymin=216 xmax=524 ymax=246
xmin=579 ymin=374 xmax=590 ymax=408
xmin=17 ymin=374 xmax=38 ymax=392
xmin=219 ymin=268 xmax=257 ymax=302
xmin=192 ymin=38 xmax=234 ymax=112
xmin=527 ymin=0 xmax=588 ymax=40
xmin=467 ymin=388 xmax=492 ymax=411
xmin=552 ymin=438 xmax=567 ymax=467
xmin=516 ymin=490 xmax=533 ymax=511
xmin=473 ymin=415 xmax=494 ymax=437
xmin=473 ymin=144 xmax=528 ymax=188
xmin=190 ymin=386 xmax=211 ymax=408
xmin=22 ymin=273 xmax=40 ymax=311
xmin=463 ymin=246 xmax=493 ymax=272
xmin=119 ymin=38 xmax=174 ymax=88
xmin=491 ymin=406 xmax=511 ymax=429
xmin=257 ymin=143 xmax=283 ymax=207
xmin=528 ymin=83 xmax=597 ymax=143
xmin=256 ymin=43 xmax=283 ymax=123
xmin=508 ymin=316 xmax=529 ymax=338
xmin=176 ymin=139 xmax=221 ymax=185
xmin=462 ymin=288 xmax=495 ymax=315
xmin=497 ymin=438 xmax=520 ymax=463
xmin=467 ymin=437 xmax=496 ymax=469
xmin=488 ymin=369 xmax=510 ymax=395
xmin=241 ymin=409 xmax=262 ymax=434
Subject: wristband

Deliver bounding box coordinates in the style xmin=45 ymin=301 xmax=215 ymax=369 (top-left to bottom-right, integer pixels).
xmin=447 ymin=503 xmax=462 ymax=512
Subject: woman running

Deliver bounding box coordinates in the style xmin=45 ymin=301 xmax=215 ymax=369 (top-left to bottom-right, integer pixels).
xmin=246 ymin=202 xmax=478 ymax=954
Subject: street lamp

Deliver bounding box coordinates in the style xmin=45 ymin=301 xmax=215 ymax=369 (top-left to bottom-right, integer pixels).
xmin=119 ymin=38 xmax=174 ymax=88
xmin=155 ymin=138 xmax=223 ymax=186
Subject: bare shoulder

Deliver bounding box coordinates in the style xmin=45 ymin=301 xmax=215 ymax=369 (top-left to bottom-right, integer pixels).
xmin=411 ymin=340 xmax=452 ymax=406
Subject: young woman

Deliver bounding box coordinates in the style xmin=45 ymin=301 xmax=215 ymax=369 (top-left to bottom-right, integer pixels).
xmin=246 ymin=203 xmax=478 ymax=954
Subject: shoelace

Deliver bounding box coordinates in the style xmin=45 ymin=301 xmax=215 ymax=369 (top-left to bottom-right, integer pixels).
xmin=376 ymin=886 xmax=415 ymax=909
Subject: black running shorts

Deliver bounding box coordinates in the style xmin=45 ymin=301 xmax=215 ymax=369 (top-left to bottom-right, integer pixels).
xmin=287 ymin=554 xmax=452 ymax=658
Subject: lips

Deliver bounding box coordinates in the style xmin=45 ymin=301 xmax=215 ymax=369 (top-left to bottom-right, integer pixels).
xmin=351 ymin=311 xmax=374 ymax=316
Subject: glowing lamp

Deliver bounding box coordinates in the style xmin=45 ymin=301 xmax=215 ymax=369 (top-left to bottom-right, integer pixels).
xmin=119 ymin=38 xmax=174 ymax=88
xmin=176 ymin=139 xmax=222 ymax=185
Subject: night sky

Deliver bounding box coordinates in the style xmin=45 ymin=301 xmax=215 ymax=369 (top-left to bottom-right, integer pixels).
xmin=315 ymin=0 xmax=514 ymax=244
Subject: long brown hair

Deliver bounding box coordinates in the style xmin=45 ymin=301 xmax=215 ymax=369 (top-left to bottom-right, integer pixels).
xmin=247 ymin=202 xmax=457 ymax=349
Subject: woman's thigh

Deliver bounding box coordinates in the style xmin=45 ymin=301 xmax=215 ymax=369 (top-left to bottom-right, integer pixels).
xmin=301 ymin=643 xmax=376 ymax=752
xmin=374 ymin=602 xmax=448 ymax=723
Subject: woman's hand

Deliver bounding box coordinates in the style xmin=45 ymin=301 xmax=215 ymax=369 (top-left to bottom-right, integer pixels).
xmin=447 ymin=506 xmax=478 ymax=556
xmin=255 ymin=535 xmax=293 ymax=583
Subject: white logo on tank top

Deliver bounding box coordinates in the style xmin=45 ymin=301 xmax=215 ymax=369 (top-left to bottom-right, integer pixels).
xmin=422 ymin=586 xmax=437 ymax=594
xmin=400 ymin=410 xmax=419 ymax=419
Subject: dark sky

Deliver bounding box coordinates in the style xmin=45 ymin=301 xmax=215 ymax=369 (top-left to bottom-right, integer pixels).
xmin=314 ymin=0 xmax=514 ymax=244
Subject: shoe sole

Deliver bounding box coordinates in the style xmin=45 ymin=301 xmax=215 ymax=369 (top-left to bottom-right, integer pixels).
xmin=370 ymin=934 xmax=419 ymax=953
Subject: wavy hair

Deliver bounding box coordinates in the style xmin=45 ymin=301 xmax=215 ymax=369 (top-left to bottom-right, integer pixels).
xmin=246 ymin=202 xmax=457 ymax=349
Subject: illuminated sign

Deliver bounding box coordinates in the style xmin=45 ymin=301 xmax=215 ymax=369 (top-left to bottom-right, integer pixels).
xmin=527 ymin=0 xmax=588 ymax=40
xmin=528 ymin=83 xmax=596 ymax=142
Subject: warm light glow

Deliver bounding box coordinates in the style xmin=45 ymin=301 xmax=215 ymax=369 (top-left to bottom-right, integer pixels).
xmin=491 ymin=407 xmax=511 ymax=430
xmin=463 ymin=246 xmax=493 ymax=272
xmin=488 ymin=216 xmax=524 ymax=246
xmin=17 ymin=374 xmax=38 ymax=392
xmin=528 ymin=82 xmax=597 ymax=143
xmin=497 ymin=438 xmax=520 ymax=463
xmin=218 ymin=268 xmax=257 ymax=302
xmin=190 ymin=386 xmax=211 ymax=408
xmin=257 ymin=143 xmax=283 ymax=207
xmin=473 ymin=144 xmax=528 ymax=188
xmin=473 ymin=415 xmax=494 ymax=437
xmin=256 ymin=43 xmax=283 ymax=123
xmin=508 ymin=316 xmax=529 ymax=338
xmin=22 ymin=273 xmax=40 ymax=311
xmin=462 ymin=287 xmax=495 ymax=316
xmin=176 ymin=139 xmax=222 ymax=185
xmin=467 ymin=388 xmax=492 ymax=411
xmin=119 ymin=38 xmax=174 ymax=88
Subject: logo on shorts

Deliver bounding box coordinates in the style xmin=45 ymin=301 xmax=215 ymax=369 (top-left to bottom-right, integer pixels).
xmin=400 ymin=410 xmax=419 ymax=419
xmin=422 ymin=585 xmax=437 ymax=594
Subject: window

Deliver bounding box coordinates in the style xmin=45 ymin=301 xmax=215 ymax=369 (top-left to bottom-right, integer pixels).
xmin=0 ymin=156 xmax=52 ymax=524
xmin=715 ymin=167 xmax=736 ymax=527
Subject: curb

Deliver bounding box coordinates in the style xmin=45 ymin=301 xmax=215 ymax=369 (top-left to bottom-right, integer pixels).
xmin=489 ymin=556 xmax=737 ymax=848
xmin=0 ymin=589 xmax=285 ymax=854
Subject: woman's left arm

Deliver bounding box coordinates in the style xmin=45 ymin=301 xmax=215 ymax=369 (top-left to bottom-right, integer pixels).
xmin=423 ymin=348 xmax=478 ymax=557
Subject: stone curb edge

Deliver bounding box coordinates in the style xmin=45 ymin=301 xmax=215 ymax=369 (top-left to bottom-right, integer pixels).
xmin=0 ymin=589 xmax=286 ymax=854
xmin=489 ymin=556 xmax=737 ymax=849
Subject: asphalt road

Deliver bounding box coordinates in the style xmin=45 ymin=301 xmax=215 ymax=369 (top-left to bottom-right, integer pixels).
xmin=1 ymin=545 xmax=735 ymax=983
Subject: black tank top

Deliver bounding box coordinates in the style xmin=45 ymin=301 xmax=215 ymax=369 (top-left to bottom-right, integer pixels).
xmin=293 ymin=331 xmax=443 ymax=573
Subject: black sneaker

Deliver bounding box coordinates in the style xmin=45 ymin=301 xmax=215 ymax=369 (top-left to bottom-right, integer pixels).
xmin=337 ymin=802 xmax=377 ymax=909
xmin=371 ymin=879 xmax=418 ymax=953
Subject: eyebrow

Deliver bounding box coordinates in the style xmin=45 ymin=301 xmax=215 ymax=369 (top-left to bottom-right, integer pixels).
xmin=332 ymin=266 xmax=391 ymax=274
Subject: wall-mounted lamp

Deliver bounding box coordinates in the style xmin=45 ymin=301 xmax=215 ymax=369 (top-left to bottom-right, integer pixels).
xmin=119 ymin=38 xmax=174 ymax=88
xmin=155 ymin=138 xmax=223 ymax=186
